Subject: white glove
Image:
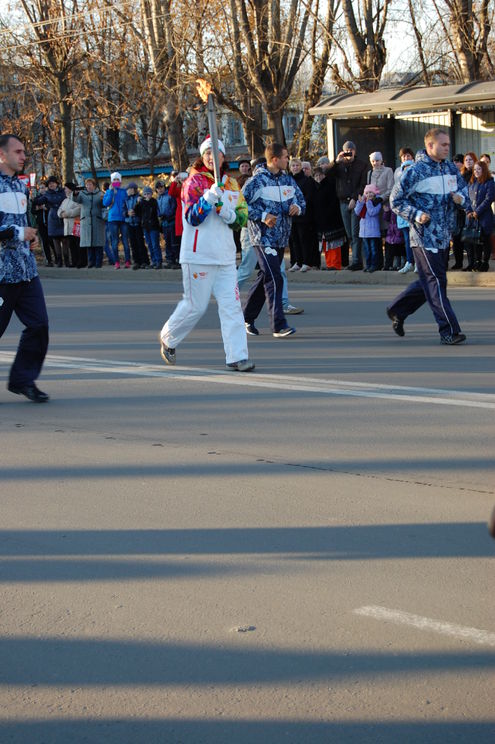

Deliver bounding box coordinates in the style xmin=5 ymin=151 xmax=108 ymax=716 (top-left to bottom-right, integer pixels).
xmin=203 ymin=183 xmax=224 ymax=205
xmin=218 ymin=201 xmax=236 ymax=224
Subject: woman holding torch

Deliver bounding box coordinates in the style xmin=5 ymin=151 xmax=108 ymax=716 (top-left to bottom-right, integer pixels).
xmin=159 ymin=135 xmax=255 ymax=372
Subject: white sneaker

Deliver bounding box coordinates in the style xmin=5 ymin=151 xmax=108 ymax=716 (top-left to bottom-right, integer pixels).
xmin=300 ymin=264 xmax=310 ymax=272
xmin=283 ymin=304 xmax=304 ymax=315
xmin=414 ymin=265 xmax=418 ymax=273
xmin=398 ymin=261 xmax=414 ymax=274
xmin=289 ymin=263 xmax=300 ymax=272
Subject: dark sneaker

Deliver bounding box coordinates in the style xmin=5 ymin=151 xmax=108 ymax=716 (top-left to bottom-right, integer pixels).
xmin=440 ymin=333 xmax=466 ymax=345
xmin=273 ymin=326 xmax=296 ymax=338
xmin=8 ymin=383 xmax=49 ymax=403
xmin=386 ymin=308 xmax=405 ymax=337
xmin=226 ymin=359 xmax=255 ymax=372
xmin=245 ymin=322 xmax=259 ymax=336
xmin=160 ymin=340 xmax=176 ymax=364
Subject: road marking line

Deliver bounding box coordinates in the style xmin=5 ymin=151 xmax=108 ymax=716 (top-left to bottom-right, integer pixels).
xmin=1 ymin=351 xmax=495 ymax=409
xmin=354 ymin=605 xmax=495 ymax=647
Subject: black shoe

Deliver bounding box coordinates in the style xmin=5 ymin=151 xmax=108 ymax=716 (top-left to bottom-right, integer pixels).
xmin=450 ymin=263 xmax=463 ymax=270
xmin=8 ymin=383 xmax=49 ymax=403
xmin=245 ymin=322 xmax=259 ymax=336
xmin=462 ymin=266 xmax=473 ymax=272
xmin=347 ymin=264 xmax=363 ymax=271
xmin=386 ymin=308 xmax=405 ymax=337
xmin=440 ymin=333 xmax=466 ymax=345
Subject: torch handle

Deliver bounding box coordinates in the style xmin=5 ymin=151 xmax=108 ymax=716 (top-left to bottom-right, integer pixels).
xmin=206 ymin=94 xmax=222 ymax=187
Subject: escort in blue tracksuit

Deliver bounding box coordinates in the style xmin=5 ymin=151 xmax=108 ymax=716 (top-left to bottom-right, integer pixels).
xmin=387 ymin=129 xmax=471 ymax=345
xmin=0 ymin=134 xmax=49 ymax=402
xmin=243 ymin=145 xmax=306 ymax=336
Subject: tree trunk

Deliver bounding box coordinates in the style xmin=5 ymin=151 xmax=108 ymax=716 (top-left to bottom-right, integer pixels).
xmin=265 ymin=108 xmax=286 ymax=146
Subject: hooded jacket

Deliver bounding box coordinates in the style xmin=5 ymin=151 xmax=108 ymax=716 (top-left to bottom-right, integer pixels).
xmin=243 ymin=164 xmax=305 ymax=248
xmin=179 ymin=164 xmax=247 ymax=265
xmin=390 ymin=150 xmax=471 ymax=252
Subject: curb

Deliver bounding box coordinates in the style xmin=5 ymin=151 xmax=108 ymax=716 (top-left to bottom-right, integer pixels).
xmin=36 ymin=264 xmax=495 ymax=287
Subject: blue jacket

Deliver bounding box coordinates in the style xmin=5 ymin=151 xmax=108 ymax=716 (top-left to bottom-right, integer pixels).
xmin=0 ymin=172 xmax=38 ymax=283
xmin=243 ymin=165 xmax=306 ymax=248
xmin=354 ymin=198 xmax=382 ymax=238
xmin=157 ymin=189 xmax=176 ymax=224
xmin=103 ymin=186 xmax=127 ymax=222
xmin=391 ymin=150 xmax=470 ymax=252
xmin=468 ymin=178 xmax=495 ymax=235
xmin=124 ymin=193 xmax=141 ymax=226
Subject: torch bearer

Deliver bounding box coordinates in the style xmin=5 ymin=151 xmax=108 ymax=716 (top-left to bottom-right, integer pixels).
xmin=196 ymin=79 xmax=222 ymax=187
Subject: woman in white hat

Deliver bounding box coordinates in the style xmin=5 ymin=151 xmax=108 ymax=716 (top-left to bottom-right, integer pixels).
xmin=159 ymin=136 xmax=254 ymax=372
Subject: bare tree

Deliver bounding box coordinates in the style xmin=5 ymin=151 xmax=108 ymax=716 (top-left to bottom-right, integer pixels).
xmin=295 ymin=0 xmax=339 ymax=157
xmin=330 ymin=0 xmax=391 ymax=91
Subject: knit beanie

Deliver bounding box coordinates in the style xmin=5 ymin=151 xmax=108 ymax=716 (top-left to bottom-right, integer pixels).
xmin=199 ymin=136 xmax=226 ymax=156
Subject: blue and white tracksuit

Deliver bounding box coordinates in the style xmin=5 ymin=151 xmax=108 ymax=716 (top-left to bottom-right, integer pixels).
xmin=388 ymin=150 xmax=470 ymax=338
xmin=242 ymin=165 xmax=305 ymax=332
xmin=0 ymin=172 xmax=49 ymax=387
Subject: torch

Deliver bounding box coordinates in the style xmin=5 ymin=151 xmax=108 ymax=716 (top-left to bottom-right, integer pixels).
xmin=196 ymin=79 xmax=222 ymax=187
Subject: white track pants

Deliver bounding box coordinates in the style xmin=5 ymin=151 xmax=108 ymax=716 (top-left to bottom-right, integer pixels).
xmin=160 ymin=263 xmax=249 ymax=364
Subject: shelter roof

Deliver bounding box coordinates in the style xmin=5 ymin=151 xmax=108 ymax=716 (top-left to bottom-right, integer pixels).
xmin=309 ymin=80 xmax=495 ymax=118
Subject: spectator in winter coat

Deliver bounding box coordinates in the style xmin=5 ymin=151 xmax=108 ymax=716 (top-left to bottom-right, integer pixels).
xmin=39 ymin=176 xmax=65 ymax=266
xmin=396 ymin=159 xmax=415 ymax=273
xmin=465 ymin=159 xmax=495 ymax=272
xmin=354 ymin=183 xmax=382 ymax=272
xmin=167 ymin=171 xmax=188 ymax=256
xmin=156 ymin=180 xmax=179 ymax=268
xmin=313 ymin=165 xmax=346 ymax=270
xmin=327 ymin=141 xmax=368 ymax=270
xmin=102 ymin=171 xmax=131 ymax=269
xmin=288 ymin=157 xmax=318 ymax=272
xmin=124 ymin=183 xmax=149 ymax=269
xmin=135 ymin=186 xmax=162 ymax=269
xmin=31 ymin=182 xmax=55 ymax=265
xmin=72 ymin=178 xmax=105 ymax=268
xmin=58 ymin=183 xmax=81 ymax=267
xmin=393 ymin=147 xmax=415 ymax=184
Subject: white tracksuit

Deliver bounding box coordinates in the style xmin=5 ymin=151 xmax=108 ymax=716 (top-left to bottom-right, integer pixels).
xmin=160 ymin=168 xmax=248 ymax=364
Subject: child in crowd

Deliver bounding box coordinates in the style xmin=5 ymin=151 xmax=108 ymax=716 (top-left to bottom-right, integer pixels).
xmin=383 ymin=208 xmax=405 ymax=270
xmin=354 ymin=183 xmax=382 ymax=272
xmin=136 ymin=186 xmax=162 ymax=269
xmin=124 ymin=183 xmax=150 ymax=269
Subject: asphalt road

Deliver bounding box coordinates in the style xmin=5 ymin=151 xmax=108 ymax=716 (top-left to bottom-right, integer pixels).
xmin=1 ymin=277 xmax=494 ymax=744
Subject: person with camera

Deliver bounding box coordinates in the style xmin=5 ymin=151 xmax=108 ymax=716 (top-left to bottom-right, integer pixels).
xmin=327 ymin=141 xmax=368 ymax=270
xmin=0 ymin=134 xmax=49 ymax=402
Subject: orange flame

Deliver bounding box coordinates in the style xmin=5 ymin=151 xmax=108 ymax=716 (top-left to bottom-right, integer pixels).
xmin=196 ymin=78 xmax=213 ymax=103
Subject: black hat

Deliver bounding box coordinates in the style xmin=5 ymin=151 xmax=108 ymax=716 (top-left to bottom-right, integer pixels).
xmin=46 ymin=175 xmax=59 ymax=185
xmin=64 ymin=182 xmax=78 ymax=191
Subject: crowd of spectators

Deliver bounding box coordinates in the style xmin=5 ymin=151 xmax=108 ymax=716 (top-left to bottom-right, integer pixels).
xmin=29 ymin=144 xmax=494 ymax=275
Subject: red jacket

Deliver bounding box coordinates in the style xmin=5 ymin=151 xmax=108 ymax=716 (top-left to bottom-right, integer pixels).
xmin=168 ymin=180 xmax=183 ymax=236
